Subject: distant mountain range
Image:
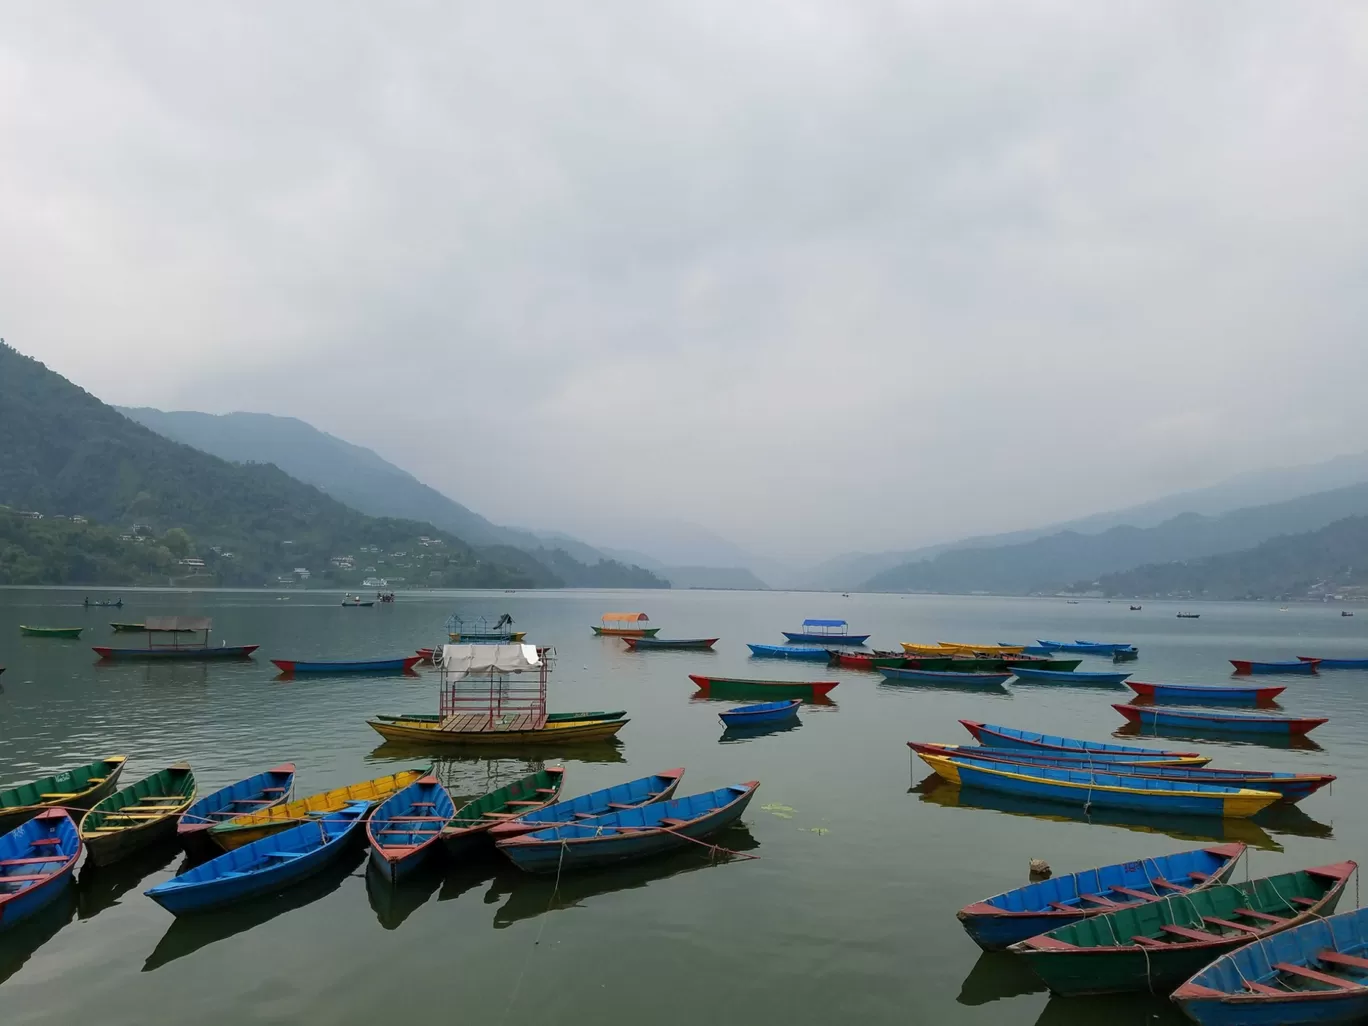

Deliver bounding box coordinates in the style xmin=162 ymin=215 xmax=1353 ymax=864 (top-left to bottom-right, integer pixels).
xmin=1087 ymin=515 xmax=1368 ymax=600
xmin=119 ymin=407 xmax=664 ymax=589
xmin=861 ymin=480 xmax=1368 ymax=595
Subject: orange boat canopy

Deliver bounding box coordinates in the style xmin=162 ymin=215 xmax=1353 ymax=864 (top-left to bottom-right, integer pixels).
xmin=601 ymin=612 xmax=650 ymax=622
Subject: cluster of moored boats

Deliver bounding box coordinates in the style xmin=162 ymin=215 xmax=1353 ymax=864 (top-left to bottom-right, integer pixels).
xmin=0 ymin=756 xmax=758 ymax=925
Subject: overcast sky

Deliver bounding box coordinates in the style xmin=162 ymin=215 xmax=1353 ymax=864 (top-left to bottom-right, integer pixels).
xmin=3 ymin=3 xmax=1367 ymax=562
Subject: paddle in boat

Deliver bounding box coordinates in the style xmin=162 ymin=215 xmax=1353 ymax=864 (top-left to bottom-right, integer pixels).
xmin=746 ymin=643 xmax=831 ymax=661
xmin=954 ymin=843 xmax=1246 ymax=951
xmin=92 ymin=617 xmax=257 ymax=661
xmin=176 ymin=764 xmax=296 ymax=860
xmin=908 ymin=743 xmax=1334 ymax=803
xmin=1298 ymin=655 xmax=1368 ymax=669
xmin=1173 ymin=904 xmax=1368 ymax=1026
xmin=1009 ymin=666 xmax=1131 ymax=685
xmin=689 ymin=674 xmax=838 ymax=700
xmin=0 ymin=755 xmax=128 ymax=833
xmin=879 ymin=667 xmax=1013 ymax=687
xmin=487 ymin=769 xmax=685 ymax=841
xmin=79 ymin=763 xmax=197 ymax=867
xmin=781 ymin=619 xmax=870 ymax=645
xmin=592 ymin=612 xmax=659 ymax=638
xmin=623 ymin=637 xmax=719 ymax=651
xmin=19 ymin=626 xmax=83 ymax=639
xmin=1010 ymin=862 xmax=1358 ymax=996
xmin=1230 ymin=658 xmax=1320 ymax=674
xmin=1126 ymin=680 xmax=1286 ymax=705
xmin=718 ymin=700 xmax=801 ymax=728
xmin=959 ymin=720 xmax=1206 ymax=762
xmin=0 ymin=808 xmax=82 ymax=932
xmin=496 ymin=782 xmax=759 ymax=874
xmin=367 ymin=775 xmax=455 ymax=884
xmin=145 ymin=801 xmax=372 ymax=915
xmin=1113 ymin=704 xmax=1328 ymax=737
xmin=913 ymin=749 xmax=1280 ymax=819
xmin=271 ymin=655 xmax=423 ymax=674
xmin=208 ymin=768 xmax=428 ymax=852
xmin=440 ymin=768 xmax=565 ymax=858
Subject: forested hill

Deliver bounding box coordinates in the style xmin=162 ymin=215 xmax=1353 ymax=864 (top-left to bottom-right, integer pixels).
xmin=0 ymin=342 xmax=590 ymax=588
xmin=1085 ymin=515 xmax=1368 ymax=600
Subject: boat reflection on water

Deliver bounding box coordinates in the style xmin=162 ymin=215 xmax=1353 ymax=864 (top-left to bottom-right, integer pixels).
xmin=366 ymin=859 xmax=442 ymax=930
xmin=1251 ymin=800 xmax=1334 ymax=840
xmin=958 ymin=950 xmax=1048 ymax=1007
xmin=366 ymin=740 xmax=627 ymax=766
xmin=484 ymin=823 xmax=760 ymax=930
xmin=911 ymin=774 xmax=1283 ymax=852
xmin=141 ymin=847 xmax=366 ymax=972
xmin=0 ymin=886 xmax=76 ymax=987
xmin=1112 ymin=722 xmax=1325 ymax=753
xmin=1033 ymin=992 xmax=1188 ymax=1026
xmin=77 ymin=841 xmax=180 ymax=922
xmin=436 ymin=861 xmax=499 ymax=905
xmin=718 ymin=721 xmax=802 ymax=744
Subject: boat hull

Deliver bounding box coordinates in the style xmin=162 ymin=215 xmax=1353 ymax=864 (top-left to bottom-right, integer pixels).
xmin=442 ymin=767 xmax=565 ymax=858
xmin=92 ymin=645 xmax=259 ymax=660
xmin=623 ymin=638 xmax=719 ymax=651
xmin=718 ymin=700 xmax=801 ymax=727
xmin=592 ymin=627 xmax=660 ymax=637
xmin=0 ymin=809 xmax=81 ymax=933
xmin=781 ymin=631 xmax=870 ymax=646
xmin=907 ymin=742 xmax=1208 ymax=769
xmin=0 ymin=756 xmax=128 ymax=834
xmin=961 ymin=719 xmax=1203 ymax=760
xmin=177 ymin=764 xmax=296 ymax=860
xmin=486 ymin=769 xmax=684 ymax=842
xmin=1231 ymin=659 xmax=1319 ymax=674
xmin=367 ymin=776 xmax=453 ymax=884
xmin=1127 ymin=681 xmax=1286 ymax=705
xmin=689 ymin=675 xmax=837 ymax=699
xmin=880 ymin=667 xmax=1012 ymax=686
xmin=1113 ymin=704 xmax=1328 ymax=737
xmin=1009 ymin=667 xmax=1131 ymax=684
xmin=19 ymin=626 xmax=83 ymax=638
xmin=79 ymin=764 xmax=196 ymax=867
xmin=746 ymin=644 xmax=831 ymax=661
xmin=271 ymin=656 xmax=422 ymax=674
xmin=1298 ymin=656 xmax=1368 ymax=669
xmin=366 ymin=717 xmax=628 ymax=746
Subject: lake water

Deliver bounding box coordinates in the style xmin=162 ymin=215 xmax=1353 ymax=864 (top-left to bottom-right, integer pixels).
xmin=0 ymin=588 xmax=1365 ymax=1026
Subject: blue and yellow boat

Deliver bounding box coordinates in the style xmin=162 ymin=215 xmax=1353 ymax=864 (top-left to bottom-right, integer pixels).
xmin=914 ymin=750 xmax=1280 ymax=819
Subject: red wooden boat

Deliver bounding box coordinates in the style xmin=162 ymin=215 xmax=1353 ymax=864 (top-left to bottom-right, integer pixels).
xmin=688 ymin=674 xmax=838 ymax=699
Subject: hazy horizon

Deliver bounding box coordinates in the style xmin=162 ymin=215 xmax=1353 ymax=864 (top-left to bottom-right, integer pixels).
xmin=5 ymin=3 xmax=1367 ymax=561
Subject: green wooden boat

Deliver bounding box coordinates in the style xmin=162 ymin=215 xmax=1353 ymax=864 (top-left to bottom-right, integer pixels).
xmin=19 ymin=625 xmax=83 ymax=639
xmin=440 ymin=767 xmax=565 ymax=857
xmin=110 ymin=623 xmax=201 ymax=633
xmin=1010 ymin=862 xmax=1356 ymax=996
xmin=78 ymin=763 xmax=197 ymax=867
xmin=1009 ymin=658 xmax=1083 ymax=672
xmin=690 ymin=674 xmax=838 ymax=699
xmin=0 ymin=755 xmax=128 ymax=832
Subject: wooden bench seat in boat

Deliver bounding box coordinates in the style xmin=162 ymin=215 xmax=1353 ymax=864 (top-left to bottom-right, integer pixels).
xmin=1202 ymin=916 xmax=1262 ymax=935
xmin=1048 ymin=902 xmax=1078 ymax=911
xmin=1161 ymin=925 xmax=1217 ymax=942
xmin=1188 ymin=870 xmax=1211 ymax=882
xmin=39 ymin=793 xmax=79 ymax=800
xmin=658 ymin=818 xmax=687 ymax=827
xmin=0 ymin=875 xmax=52 ymax=884
xmin=1109 ymin=886 xmax=1157 ymax=901
xmin=1291 ymin=897 xmax=1319 ymax=908
xmin=1152 ymin=878 xmax=1189 ymax=892
xmin=1079 ymin=894 xmax=1122 ymax=908
xmin=263 ymin=851 xmax=306 ymax=861
xmin=28 ymin=839 xmax=61 ymax=846
xmin=1242 ymin=980 xmax=1284 ymax=995
xmin=1318 ymin=951 xmax=1368 ymax=972
xmin=0 ymin=856 xmax=67 ymax=867
xmin=535 ymin=788 xmax=558 ymax=795
xmin=1274 ymin=964 xmax=1362 ymax=989
xmin=1130 ymin=936 xmax=1169 ymax=948
xmin=504 ymin=801 xmax=543 ymax=807
xmin=1233 ymin=907 xmax=1287 ymax=924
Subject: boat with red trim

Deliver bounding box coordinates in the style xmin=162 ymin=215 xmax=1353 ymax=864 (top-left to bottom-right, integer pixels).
xmin=960 ymin=719 xmax=1204 ymax=760
xmin=689 ymin=674 xmax=838 ymax=700
xmin=1231 ymin=658 xmax=1319 ymax=674
xmin=271 ymin=656 xmax=422 ymax=674
xmin=1126 ymin=680 xmax=1286 ymax=705
xmin=1113 ymin=704 xmax=1328 ymax=737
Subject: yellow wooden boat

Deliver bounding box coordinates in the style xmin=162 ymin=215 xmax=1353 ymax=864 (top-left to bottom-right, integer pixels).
xmin=366 ymin=716 xmax=628 ymax=747
xmin=937 ymin=642 xmax=1026 ymax=655
xmin=902 ymin=643 xmax=956 ymax=656
xmin=208 ymin=767 xmax=427 ymax=852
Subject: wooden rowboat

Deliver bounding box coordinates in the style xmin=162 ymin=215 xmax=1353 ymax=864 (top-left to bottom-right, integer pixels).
xmin=592 ymin=613 xmax=659 ymax=637
xmin=0 ymin=755 xmax=128 ymax=833
xmin=1231 ymin=658 xmax=1319 ymax=674
xmin=1173 ymin=905 xmax=1368 ymax=1025
xmin=208 ymin=768 xmax=428 ymax=852
xmin=906 ymin=742 xmax=1209 ymax=769
xmin=441 ymin=768 xmax=565 ymax=858
xmin=496 ymin=782 xmax=759 ymax=874
xmin=0 ymin=809 xmax=82 ymax=932
xmin=176 ymin=764 xmax=296 ymax=860
xmin=1009 ymin=667 xmax=1131 ymax=685
xmin=79 ymin=763 xmax=197 ymax=866
xmin=367 ymin=775 xmax=454 ymax=884
xmin=746 ymin=644 xmax=831 ymax=661
xmin=376 ymin=710 xmax=627 ymax=726
xmin=1126 ymin=680 xmax=1286 ymax=705
xmin=1298 ymin=655 xmax=1368 ymax=669
xmin=271 ymin=656 xmax=422 ymax=674
xmin=487 ymin=769 xmax=684 ymax=841
xmin=365 ymin=716 xmax=629 ymax=747
xmin=880 ymin=667 xmax=1012 ymax=687
xmin=955 ymin=843 xmax=1245 ymax=951
xmin=623 ymin=637 xmax=719 ymax=651
xmin=960 ymin=720 xmax=1204 ymax=761
xmin=1113 ymin=704 xmax=1329 ymax=737
xmin=689 ymin=674 xmax=838 ymax=700
xmin=19 ymin=626 xmax=83 ymax=638
xmin=93 ymin=644 xmax=259 ymax=660
xmin=718 ymin=700 xmax=801 ymax=727
xmin=781 ymin=619 xmax=870 ymax=646
xmin=1010 ymin=862 xmax=1357 ymax=996
xmin=145 ymin=802 xmax=371 ymax=915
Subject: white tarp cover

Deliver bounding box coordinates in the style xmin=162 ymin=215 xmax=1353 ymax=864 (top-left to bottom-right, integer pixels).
xmin=441 ymin=643 xmax=540 ymax=677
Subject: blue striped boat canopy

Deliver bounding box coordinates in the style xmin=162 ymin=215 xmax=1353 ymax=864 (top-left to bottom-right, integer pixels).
xmin=802 ymin=619 xmax=847 ymax=628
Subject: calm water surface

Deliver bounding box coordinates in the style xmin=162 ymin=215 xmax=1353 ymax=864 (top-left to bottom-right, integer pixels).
xmin=1 ymin=588 xmax=1365 ymax=1026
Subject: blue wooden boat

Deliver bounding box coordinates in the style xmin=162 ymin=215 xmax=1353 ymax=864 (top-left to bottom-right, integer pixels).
xmin=1009 ymin=666 xmax=1132 ymax=685
xmin=271 ymin=655 xmax=423 ymax=674
xmin=1076 ymin=639 xmax=1136 ymax=653
xmin=177 ymin=763 xmax=296 ymax=860
xmin=1173 ymin=905 xmax=1368 ymax=1025
xmin=496 ymin=782 xmax=759 ymax=873
xmin=145 ymin=801 xmax=371 ymax=915
xmin=1115 ymin=704 xmax=1328 ymax=737
xmin=1127 ymin=680 xmax=1286 ymax=705
xmin=1299 ymin=656 xmax=1368 ymax=670
xmin=366 ymin=775 xmax=454 ymax=884
xmin=910 ymin=743 xmax=1335 ymax=803
xmin=956 ymin=842 xmax=1245 ymax=950
xmin=93 ymin=644 xmax=259 ymax=660
xmin=960 ymin=719 xmax=1205 ymax=760
xmin=487 ymin=769 xmax=684 ymax=841
xmin=914 ymin=750 xmax=1281 ymax=819
xmin=908 ymin=741 xmax=1207 ymax=769
xmin=718 ymin=700 xmax=801 ymax=728
xmin=1231 ymin=658 xmax=1320 ymax=675
xmin=1038 ymin=640 xmax=1135 ymax=654
xmin=880 ymin=667 xmax=1013 ymax=686
xmin=1000 ymin=644 xmax=1055 ymax=656
xmin=780 ymin=619 xmax=870 ymax=646
xmin=747 ymin=643 xmax=831 ymax=661
xmin=0 ymin=809 xmax=81 ymax=932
